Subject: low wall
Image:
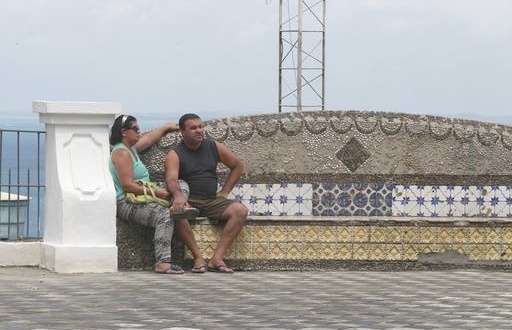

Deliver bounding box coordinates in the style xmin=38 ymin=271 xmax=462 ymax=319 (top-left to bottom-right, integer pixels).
xmin=118 ymin=110 xmax=512 ymax=270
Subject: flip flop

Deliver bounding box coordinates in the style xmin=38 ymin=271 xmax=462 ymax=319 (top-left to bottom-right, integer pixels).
xmin=207 ymin=264 xmax=234 ymax=274
xmin=154 ymin=263 xmax=184 ymax=275
xmin=191 ymin=265 xmax=206 ymax=274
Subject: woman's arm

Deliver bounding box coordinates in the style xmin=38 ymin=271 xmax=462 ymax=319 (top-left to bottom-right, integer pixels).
xmin=134 ymin=122 xmax=179 ymax=153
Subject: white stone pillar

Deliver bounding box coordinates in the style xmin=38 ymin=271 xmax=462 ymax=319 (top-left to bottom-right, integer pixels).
xmin=33 ymin=101 xmax=120 ymax=273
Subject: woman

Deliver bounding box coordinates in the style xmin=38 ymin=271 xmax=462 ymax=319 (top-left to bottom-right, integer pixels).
xmin=109 ymin=114 xmax=205 ymax=274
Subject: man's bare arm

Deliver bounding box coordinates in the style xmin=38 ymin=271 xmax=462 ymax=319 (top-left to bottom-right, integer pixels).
xmin=216 ymin=141 xmax=244 ymax=198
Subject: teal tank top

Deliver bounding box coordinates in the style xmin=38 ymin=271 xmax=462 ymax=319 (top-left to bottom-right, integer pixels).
xmin=109 ymin=143 xmax=150 ymax=197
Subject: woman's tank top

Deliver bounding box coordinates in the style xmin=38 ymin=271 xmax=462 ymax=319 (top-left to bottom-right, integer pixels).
xmin=109 ymin=143 xmax=150 ymax=197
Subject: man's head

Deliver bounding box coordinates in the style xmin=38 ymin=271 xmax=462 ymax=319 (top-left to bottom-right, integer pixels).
xmin=178 ymin=113 xmax=204 ymax=148
xmin=178 ymin=113 xmax=201 ymax=130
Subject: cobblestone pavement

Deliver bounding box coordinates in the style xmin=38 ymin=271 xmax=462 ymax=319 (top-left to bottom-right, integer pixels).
xmin=2 ymin=267 xmax=512 ymax=329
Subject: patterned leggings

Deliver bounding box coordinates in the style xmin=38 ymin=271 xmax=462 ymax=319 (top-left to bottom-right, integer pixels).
xmin=116 ymin=180 xmax=190 ymax=263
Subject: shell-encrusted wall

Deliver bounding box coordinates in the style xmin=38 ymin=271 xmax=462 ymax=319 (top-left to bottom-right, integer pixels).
xmin=120 ymin=110 xmax=512 ymax=269
xmin=140 ymin=110 xmax=512 ymax=186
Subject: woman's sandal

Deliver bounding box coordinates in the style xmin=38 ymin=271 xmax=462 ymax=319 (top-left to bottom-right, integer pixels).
xmin=154 ymin=263 xmax=184 ymax=275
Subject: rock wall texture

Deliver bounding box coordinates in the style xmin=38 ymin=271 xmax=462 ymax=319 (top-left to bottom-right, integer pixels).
xmin=140 ymin=110 xmax=512 ymax=185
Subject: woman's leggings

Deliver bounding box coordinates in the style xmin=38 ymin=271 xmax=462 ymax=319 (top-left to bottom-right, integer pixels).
xmin=116 ymin=180 xmax=190 ymax=263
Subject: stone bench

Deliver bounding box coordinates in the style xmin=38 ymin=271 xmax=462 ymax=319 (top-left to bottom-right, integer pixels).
xmin=117 ymin=110 xmax=512 ymax=270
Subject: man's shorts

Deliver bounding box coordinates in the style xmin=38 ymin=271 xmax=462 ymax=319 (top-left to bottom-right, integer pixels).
xmin=187 ymin=195 xmax=235 ymax=220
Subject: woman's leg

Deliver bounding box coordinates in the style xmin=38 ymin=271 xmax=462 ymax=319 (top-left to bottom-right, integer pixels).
xmin=117 ymin=196 xmax=178 ymax=270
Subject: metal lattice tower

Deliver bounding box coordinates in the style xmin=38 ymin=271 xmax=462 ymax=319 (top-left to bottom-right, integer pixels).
xmin=279 ymin=0 xmax=325 ymax=112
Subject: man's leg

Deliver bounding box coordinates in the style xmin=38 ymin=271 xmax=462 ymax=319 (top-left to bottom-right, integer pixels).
xmin=208 ymin=202 xmax=247 ymax=272
xmin=174 ymin=218 xmax=205 ymax=271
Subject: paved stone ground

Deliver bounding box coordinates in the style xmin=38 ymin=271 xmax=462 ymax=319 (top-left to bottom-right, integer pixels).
xmin=2 ymin=267 xmax=512 ymax=329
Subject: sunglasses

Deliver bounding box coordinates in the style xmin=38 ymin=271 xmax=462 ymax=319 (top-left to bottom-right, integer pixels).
xmin=125 ymin=125 xmax=140 ymax=132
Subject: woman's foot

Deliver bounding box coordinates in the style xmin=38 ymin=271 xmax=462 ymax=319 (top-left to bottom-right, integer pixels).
xmin=154 ymin=262 xmax=184 ymax=274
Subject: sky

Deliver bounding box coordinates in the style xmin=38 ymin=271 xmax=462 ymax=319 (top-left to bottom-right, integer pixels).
xmin=1 ymin=0 xmax=512 ymax=125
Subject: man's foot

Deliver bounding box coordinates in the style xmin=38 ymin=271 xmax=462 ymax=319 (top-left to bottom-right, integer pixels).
xmin=207 ymin=263 xmax=234 ymax=274
xmin=191 ymin=265 xmax=206 ymax=273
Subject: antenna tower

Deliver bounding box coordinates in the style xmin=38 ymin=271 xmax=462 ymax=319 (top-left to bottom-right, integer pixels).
xmin=279 ymin=0 xmax=326 ymax=112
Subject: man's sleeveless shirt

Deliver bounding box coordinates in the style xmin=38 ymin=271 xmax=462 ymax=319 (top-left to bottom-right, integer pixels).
xmin=174 ymin=138 xmax=219 ymax=197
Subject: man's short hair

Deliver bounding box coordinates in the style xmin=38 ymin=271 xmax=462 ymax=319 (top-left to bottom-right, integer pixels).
xmin=179 ymin=113 xmax=201 ymax=130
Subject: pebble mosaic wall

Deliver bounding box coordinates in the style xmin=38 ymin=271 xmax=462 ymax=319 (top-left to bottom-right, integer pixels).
xmin=223 ymin=183 xmax=512 ymax=218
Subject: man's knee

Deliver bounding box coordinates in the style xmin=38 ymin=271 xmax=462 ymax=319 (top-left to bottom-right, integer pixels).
xmin=226 ymin=202 xmax=248 ymax=222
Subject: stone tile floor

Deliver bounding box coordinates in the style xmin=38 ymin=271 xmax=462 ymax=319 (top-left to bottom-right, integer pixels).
xmin=2 ymin=266 xmax=512 ymax=329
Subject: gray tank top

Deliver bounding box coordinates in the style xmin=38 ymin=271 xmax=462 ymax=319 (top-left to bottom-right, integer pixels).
xmin=174 ymin=138 xmax=219 ymax=197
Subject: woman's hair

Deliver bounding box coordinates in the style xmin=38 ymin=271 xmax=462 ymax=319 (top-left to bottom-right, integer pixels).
xmin=109 ymin=114 xmax=136 ymax=145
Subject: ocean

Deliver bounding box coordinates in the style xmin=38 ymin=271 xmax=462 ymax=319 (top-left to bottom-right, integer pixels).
xmin=1 ymin=115 xmax=45 ymax=239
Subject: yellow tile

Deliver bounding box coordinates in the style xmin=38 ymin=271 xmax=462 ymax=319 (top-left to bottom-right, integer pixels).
xmin=466 ymin=245 xmax=484 ymax=260
xmin=353 ymin=227 xmax=370 ymax=243
xmin=303 ymin=243 xmax=321 ymax=259
xmin=201 ymin=225 xmax=220 ymax=243
xmin=201 ymin=243 xmax=216 ymax=259
xmin=337 ymin=244 xmax=352 ymax=260
xmin=288 ymin=243 xmax=303 ymax=259
xmin=320 ymin=243 xmax=337 ymax=259
xmin=253 ymin=226 xmax=269 ymax=243
xmin=417 ymin=227 xmax=436 ymax=244
xmin=501 ymin=245 xmax=512 ymax=260
xmin=467 ymin=228 xmax=486 ymax=244
xmin=269 ymin=242 xmax=287 ymax=259
xmin=414 ymin=244 xmax=433 ymax=255
xmin=403 ymin=244 xmax=419 ymax=260
xmin=452 ymin=228 xmax=467 ymax=244
xmin=437 ymin=228 xmax=452 ymax=244
xmin=270 ymin=225 xmax=287 ymax=243
xmin=319 ymin=227 xmax=337 ymax=243
xmin=485 ymin=228 xmax=502 ymax=243
xmin=235 ymin=242 xmax=252 ymax=260
xmin=336 ymin=227 xmax=352 ymax=242
xmin=253 ymin=242 xmax=269 ymax=258
xmin=402 ymin=227 xmax=418 ymax=243
xmin=482 ymin=244 xmax=502 ymax=261
xmin=352 ymin=243 xmax=368 ymax=260
xmin=191 ymin=225 xmax=201 ymax=241
xmin=367 ymin=244 xmax=386 ymax=260
xmin=502 ymin=229 xmax=512 ymax=244
xmin=303 ymin=226 xmax=320 ymax=242
xmin=288 ymin=226 xmax=305 ymax=242
xmin=370 ymin=227 xmax=386 ymax=243
xmin=383 ymin=244 xmax=403 ymax=260
xmin=385 ymin=227 xmax=402 ymax=244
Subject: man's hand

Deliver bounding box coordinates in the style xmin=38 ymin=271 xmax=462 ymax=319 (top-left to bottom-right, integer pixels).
xmin=170 ymin=193 xmax=187 ymax=212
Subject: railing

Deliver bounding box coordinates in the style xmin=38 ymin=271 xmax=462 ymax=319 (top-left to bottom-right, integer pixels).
xmin=0 ymin=129 xmax=45 ymax=241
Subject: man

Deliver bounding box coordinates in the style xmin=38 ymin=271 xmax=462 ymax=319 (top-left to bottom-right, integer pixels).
xmin=165 ymin=113 xmax=247 ymax=273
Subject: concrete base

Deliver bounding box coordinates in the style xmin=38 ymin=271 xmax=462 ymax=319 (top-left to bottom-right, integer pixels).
xmin=0 ymin=241 xmax=41 ymax=266
xmin=40 ymin=243 xmax=117 ymax=273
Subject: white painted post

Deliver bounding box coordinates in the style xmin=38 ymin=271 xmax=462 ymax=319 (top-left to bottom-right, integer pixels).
xmin=33 ymin=101 xmax=120 ymax=273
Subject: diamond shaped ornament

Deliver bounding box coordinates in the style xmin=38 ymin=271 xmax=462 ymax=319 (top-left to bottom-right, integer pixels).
xmin=336 ymin=137 xmax=371 ymax=172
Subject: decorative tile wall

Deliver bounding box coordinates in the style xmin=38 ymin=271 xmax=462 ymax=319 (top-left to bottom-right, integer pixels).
xmin=214 ymin=183 xmax=512 ymax=218
xmin=393 ymin=185 xmax=512 ymax=218
xmin=227 ymin=183 xmax=313 ymax=216
xmin=311 ymin=183 xmax=393 ymax=216
xmin=186 ymin=222 xmax=512 ymax=262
